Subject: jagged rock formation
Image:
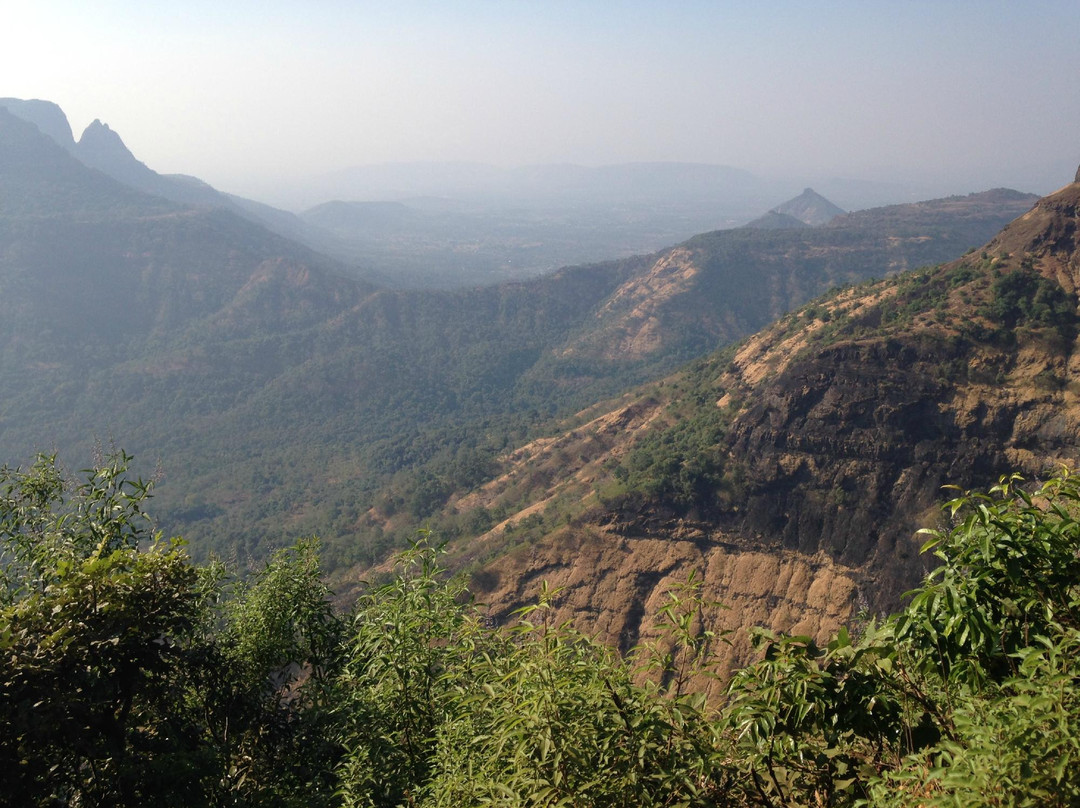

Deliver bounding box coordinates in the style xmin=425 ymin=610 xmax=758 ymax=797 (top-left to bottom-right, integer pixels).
xmin=76 ymin=119 xmax=160 ymax=189
xmin=0 ymin=97 xmax=313 ymax=236
xmin=0 ymin=98 xmax=76 ymax=150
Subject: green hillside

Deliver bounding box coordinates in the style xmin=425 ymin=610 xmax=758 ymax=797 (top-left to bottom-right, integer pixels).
xmin=0 ymin=105 xmax=1039 ymax=572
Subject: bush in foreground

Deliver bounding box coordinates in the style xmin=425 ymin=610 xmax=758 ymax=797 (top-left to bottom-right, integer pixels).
xmin=3 ymin=454 xmax=1080 ymax=806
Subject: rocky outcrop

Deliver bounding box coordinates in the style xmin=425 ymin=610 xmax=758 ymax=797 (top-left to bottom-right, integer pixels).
xmin=0 ymin=98 xmax=76 ymax=150
xmin=721 ymin=332 xmax=1078 ymax=613
xmin=711 ymin=182 xmax=1080 ymax=613
xmin=469 ymin=521 xmax=860 ymax=689
xmin=446 ymin=175 xmax=1080 ymax=674
xmin=76 ymin=120 xmax=157 ymax=187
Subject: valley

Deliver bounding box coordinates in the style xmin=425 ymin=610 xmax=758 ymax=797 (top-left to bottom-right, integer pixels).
xmin=0 ymin=101 xmax=1041 ymax=588
xmin=3 ymin=94 xmax=1080 ymax=806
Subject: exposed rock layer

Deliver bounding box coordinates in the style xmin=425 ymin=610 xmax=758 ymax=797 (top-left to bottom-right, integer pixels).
xmin=451 ymin=178 xmax=1080 ymax=674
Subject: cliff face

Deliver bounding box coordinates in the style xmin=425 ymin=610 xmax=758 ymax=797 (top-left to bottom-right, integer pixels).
xmin=710 ymin=180 xmax=1080 ymax=615
xmin=468 ymin=520 xmax=860 ymax=690
xmin=721 ymin=322 xmax=1077 ymax=613
xmin=447 ymin=177 xmax=1080 ymax=674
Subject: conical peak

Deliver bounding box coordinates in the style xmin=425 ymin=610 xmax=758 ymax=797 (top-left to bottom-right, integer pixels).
xmin=771 ymin=187 xmax=845 ymax=226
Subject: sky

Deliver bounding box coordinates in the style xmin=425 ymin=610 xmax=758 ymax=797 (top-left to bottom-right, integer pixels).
xmin=3 ymin=0 xmax=1079 ymax=203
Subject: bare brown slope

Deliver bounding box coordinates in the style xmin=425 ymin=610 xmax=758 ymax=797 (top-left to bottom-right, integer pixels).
xmin=443 ymin=176 xmax=1080 ymax=676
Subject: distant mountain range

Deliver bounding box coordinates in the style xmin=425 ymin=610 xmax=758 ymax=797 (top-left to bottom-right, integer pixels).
xmin=0 ymin=100 xmax=1039 ymax=583
xmin=4 ymin=97 xmax=1046 ymax=289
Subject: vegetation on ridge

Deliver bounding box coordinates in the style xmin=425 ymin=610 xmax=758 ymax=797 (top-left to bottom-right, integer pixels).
xmin=0 ymin=106 xmax=1040 ymax=576
xmin=3 ymin=452 xmax=1080 ymax=806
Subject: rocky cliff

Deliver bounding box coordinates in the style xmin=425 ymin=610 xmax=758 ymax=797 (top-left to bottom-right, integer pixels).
xmin=440 ymin=175 xmax=1080 ymax=676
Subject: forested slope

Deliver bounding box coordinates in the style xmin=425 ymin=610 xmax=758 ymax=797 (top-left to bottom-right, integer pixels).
xmin=5 ymin=453 xmax=1080 ymax=806
xmin=0 ymin=105 xmax=1039 ymax=570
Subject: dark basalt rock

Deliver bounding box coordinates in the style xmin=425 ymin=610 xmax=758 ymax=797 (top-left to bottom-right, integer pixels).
xmin=721 ymin=332 xmax=1054 ymax=613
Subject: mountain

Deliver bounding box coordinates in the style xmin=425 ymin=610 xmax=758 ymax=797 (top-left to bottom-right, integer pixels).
xmin=0 ymin=106 xmax=372 ymax=443
xmin=0 ymin=100 xmax=766 ymax=288
xmin=744 ymin=188 xmax=845 ymax=229
xmin=0 ymin=98 xmax=76 ymax=150
xmin=75 ymin=119 xmax=216 ymax=205
xmin=770 ymin=187 xmax=845 ymax=225
xmin=0 ymin=101 xmax=1045 ymax=594
xmin=0 ymin=99 xmax=227 ymax=209
xmin=550 ymin=188 xmax=1037 ymax=372
xmin=743 ymin=210 xmax=810 ymax=229
xmin=0 ymin=107 xmax=169 ymax=219
xmin=0 ymin=98 xmax=333 ymax=263
xmin=411 ymin=172 xmax=1080 ymax=676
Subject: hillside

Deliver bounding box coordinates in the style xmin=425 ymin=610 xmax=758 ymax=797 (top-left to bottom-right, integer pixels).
xmin=0 ymin=102 xmax=1042 ymax=575
xmin=547 ymin=188 xmax=1037 ymax=371
xmin=743 ymin=210 xmax=809 ymax=229
xmin=0 ymin=98 xmax=341 ymax=264
xmin=419 ymin=173 xmax=1080 ymax=675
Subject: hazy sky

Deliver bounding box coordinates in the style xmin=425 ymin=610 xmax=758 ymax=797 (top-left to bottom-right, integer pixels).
xmin=4 ymin=0 xmax=1079 ymax=201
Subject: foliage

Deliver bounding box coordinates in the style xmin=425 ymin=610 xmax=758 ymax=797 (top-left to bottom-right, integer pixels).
xmin=7 ymin=452 xmax=1080 ymax=806
xmin=334 ymin=541 xmax=731 ymax=807
xmin=725 ymin=628 xmax=904 ymax=806
xmin=333 ymin=471 xmax=1080 ymax=805
xmin=613 ymin=400 xmax=729 ymax=510
xmin=0 ymin=453 xmax=343 ymax=807
xmin=723 ymin=470 xmax=1080 ymax=807
xmin=980 ymin=266 xmax=1076 ymax=341
xmin=333 ymin=539 xmax=483 ymax=807
xmin=608 ymin=357 xmax=737 ymax=513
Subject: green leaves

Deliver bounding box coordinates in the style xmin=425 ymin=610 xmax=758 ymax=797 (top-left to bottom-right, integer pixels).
xmin=0 ymin=453 xmax=343 ymax=807
xmin=333 ymin=541 xmax=729 ymax=807
xmin=896 ymin=472 xmax=1080 ymax=686
xmin=8 ymin=455 xmax=1080 ymax=806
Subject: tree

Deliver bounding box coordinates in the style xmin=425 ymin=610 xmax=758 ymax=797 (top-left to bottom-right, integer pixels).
xmin=0 ymin=453 xmax=342 ymax=807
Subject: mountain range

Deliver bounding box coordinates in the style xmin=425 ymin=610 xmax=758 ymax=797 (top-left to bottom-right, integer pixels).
xmin=0 ymin=98 xmax=964 ymax=289
xmin=0 ymin=98 xmax=1066 ymax=662
xmin=420 ymin=172 xmax=1080 ymax=676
